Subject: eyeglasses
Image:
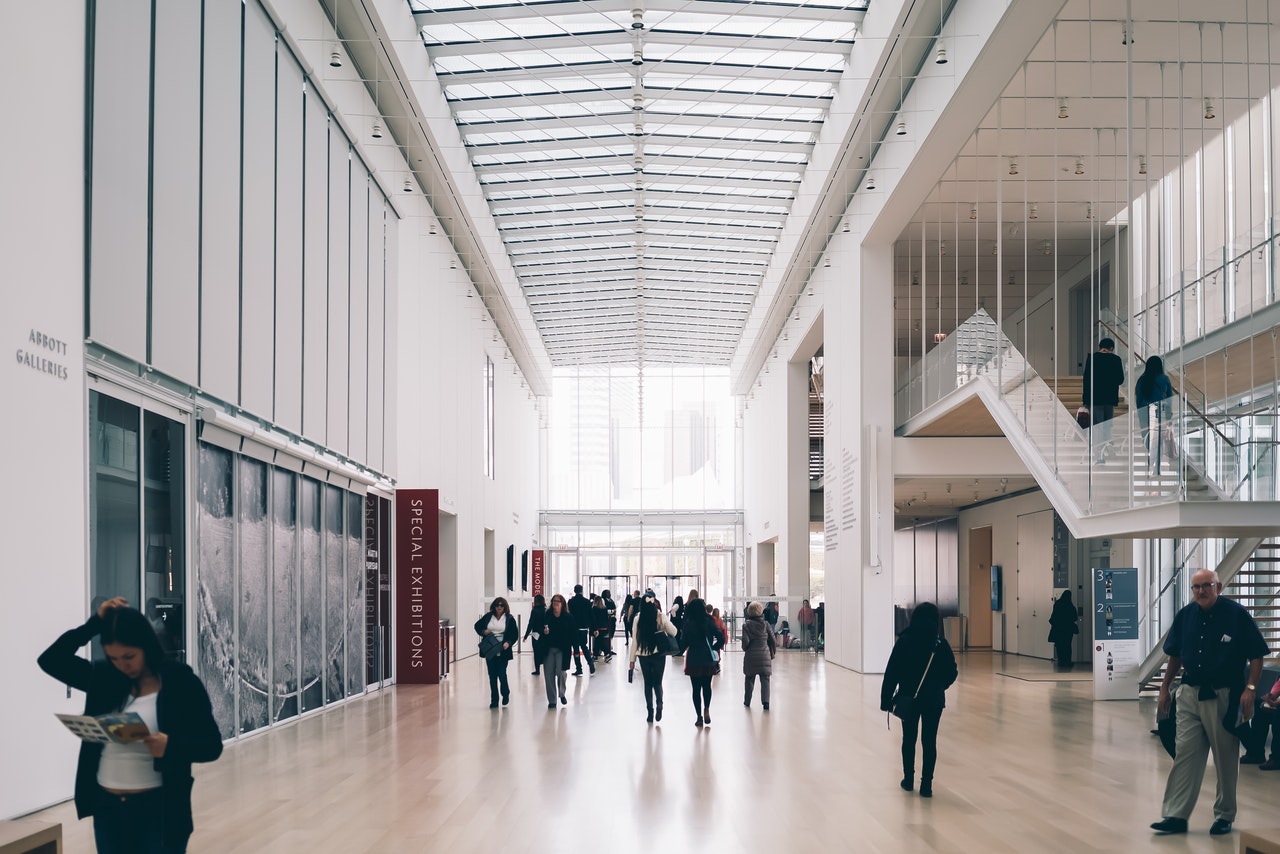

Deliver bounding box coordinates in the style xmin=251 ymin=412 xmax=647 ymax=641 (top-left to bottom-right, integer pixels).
xmin=1190 ymin=583 xmax=1217 ymax=592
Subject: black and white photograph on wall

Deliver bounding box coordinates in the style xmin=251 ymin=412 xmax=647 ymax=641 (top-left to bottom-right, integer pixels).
xmin=238 ymin=458 xmax=270 ymax=734
xmin=345 ymin=492 xmax=365 ymax=697
xmin=324 ymin=484 xmax=346 ymax=703
xmin=197 ymin=443 xmax=237 ymax=739
xmin=300 ymin=478 xmax=324 ymax=711
xmin=273 ymin=468 xmax=298 ymax=723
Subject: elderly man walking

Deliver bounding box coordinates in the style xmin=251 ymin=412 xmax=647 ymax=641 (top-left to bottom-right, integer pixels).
xmin=1151 ymin=568 xmax=1269 ymax=837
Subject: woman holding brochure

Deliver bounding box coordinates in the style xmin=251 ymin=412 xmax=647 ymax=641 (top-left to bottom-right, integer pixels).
xmin=39 ymin=596 xmax=222 ymax=853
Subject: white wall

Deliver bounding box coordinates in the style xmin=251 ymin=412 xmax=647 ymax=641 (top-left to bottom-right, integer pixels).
xmin=394 ymin=207 xmax=540 ymax=642
xmin=1 ymin=4 xmax=90 ymax=819
xmin=956 ymin=491 xmax=1053 ymax=653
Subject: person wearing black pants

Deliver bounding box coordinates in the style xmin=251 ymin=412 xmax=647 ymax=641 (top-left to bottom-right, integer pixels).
xmin=1048 ymin=591 xmax=1079 ymax=669
xmin=523 ymin=594 xmax=547 ymax=676
xmin=679 ymin=597 xmax=725 ymax=727
xmin=541 ymin=594 xmax=576 ymax=707
xmin=629 ymin=592 xmax=676 ymax=723
xmin=567 ymin=585 xmax=595 ymax=675
xmin=880 ymin=602 xmax=958 ymax=798
xmin=474 ymin=597 xmax=519 ymax=708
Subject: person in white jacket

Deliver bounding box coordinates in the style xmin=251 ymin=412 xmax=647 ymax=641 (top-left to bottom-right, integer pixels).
xmin=629 ymin=591 xmax=677 ymax=724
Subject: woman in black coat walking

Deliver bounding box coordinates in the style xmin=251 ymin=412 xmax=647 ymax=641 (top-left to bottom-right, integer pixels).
xmin=541 ymin=594 xmax=576 ymax=708
xmin=474 ymin=597 xmax=519 ymax=708
xmin=880 ymin=602 xmax=958 ymax=798
xmin=1047 ymin=590 xmax=1079 ymax=669
xmin=680 ymin=597 xmax=725 ymax=727
xmin=38 ymin=596 xmax=223 ymax=853
xmin=523 ymin=594 xmax=547 ymax=675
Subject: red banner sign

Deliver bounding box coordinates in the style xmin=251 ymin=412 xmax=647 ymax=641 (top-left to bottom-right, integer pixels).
xmin=395 ymin=489 xmax=439 ymax=684
xmin=531 ymin=549 xmax=545 ymax=599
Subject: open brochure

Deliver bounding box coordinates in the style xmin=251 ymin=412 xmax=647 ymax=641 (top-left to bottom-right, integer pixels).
xmin=56 ymin=712 xmax=149 ymax=745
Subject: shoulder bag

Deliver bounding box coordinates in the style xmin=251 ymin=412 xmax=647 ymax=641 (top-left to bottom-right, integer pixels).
xmin=653 ymin=629 xmax=680 ymax=656
xmin=478 ymin=632 xmax=503 ymax=659
xmin=891 ymin=643 xmax=936 ymax=720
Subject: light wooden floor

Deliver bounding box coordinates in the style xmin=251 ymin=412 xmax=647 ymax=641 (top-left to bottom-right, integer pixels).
xmin=32 ymin=649 xmax=1280 ymax=852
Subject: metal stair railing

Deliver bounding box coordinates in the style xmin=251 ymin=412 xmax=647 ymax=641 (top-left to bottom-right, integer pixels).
xmin=1135 ymin=536 xmax=1266 ymax=690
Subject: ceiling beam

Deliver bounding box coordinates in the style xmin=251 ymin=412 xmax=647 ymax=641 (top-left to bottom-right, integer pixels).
xmin=414 ymin=0 xmax=867 ymax=27
xmin=456 ymin=110 xmax=824 ymax=137
xmin=450 ymin=85 xmax=833 ymax=113
xmin=436 ymin=58 xmax=841 ymax=85
xmin=423 ymin=29 xmax=855 ymax=60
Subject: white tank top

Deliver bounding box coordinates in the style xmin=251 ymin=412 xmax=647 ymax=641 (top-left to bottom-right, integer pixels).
xmin=97 ymin=692 xmax=163 ymax=790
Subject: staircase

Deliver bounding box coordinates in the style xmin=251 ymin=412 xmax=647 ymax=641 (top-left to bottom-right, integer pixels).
xmin=1046 ymin=376 xmax=1129 ymax=419
xmin=1138 ymin=539 xmax=1280 ymax=690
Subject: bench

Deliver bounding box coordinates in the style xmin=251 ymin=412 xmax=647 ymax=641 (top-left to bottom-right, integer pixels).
xmin=0 ymin=820 xmax=61 ymax=854
xmin=1241 ymin=828 xmax=1280 ymax=854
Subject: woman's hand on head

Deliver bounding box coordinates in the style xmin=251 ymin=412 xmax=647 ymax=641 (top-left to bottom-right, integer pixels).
xmin=142 ymin=732 xmax=168 ymax=758
xmin=97 ymin=597 xmax=129 ymax=619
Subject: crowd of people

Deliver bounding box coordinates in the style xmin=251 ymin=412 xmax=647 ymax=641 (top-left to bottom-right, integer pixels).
xmin=479 ymin=586 xmax=814 ymax=726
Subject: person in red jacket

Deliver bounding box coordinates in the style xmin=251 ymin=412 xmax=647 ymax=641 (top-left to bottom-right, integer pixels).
xmin=797 ymin=599 xmax=816 ymax=649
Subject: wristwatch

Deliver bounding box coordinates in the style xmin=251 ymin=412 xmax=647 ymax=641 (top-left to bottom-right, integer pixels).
xmin=1246 ymin=683 xmax=1257 ymax=691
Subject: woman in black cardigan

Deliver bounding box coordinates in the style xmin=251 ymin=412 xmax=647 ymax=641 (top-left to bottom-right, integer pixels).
xmin=880 ymin=602 xmax=958 ymax=798
xmin=541 ymin=594 xmax=576 ymax=708
xmin=38 ymin=597 xmax=223 ymax=853
xmin=474 ymin=597 xmax=520 ymax=708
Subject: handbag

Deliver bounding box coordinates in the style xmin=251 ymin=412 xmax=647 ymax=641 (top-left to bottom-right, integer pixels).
xmin=653 ymin=630 xmax=680 ymax=656
xmin=891 ymin=644 xmax=937 ymax=720
xmin=705 ymin=633 xmax=720 ymax=664
xmin=478 ymin=632 xmax=503 ymax=659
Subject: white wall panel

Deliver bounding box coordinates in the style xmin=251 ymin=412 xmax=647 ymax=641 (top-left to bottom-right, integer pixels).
xmin=239 ymin=1 xmax=277 ymax=418
xmin=367 ymin=201 xmax=386 ymax=472
xmin=275 ymin=52 xmax=305 ymax=434
xmin=200 ymin=0 xmax=242 ymax=400
xmin=327 ymin=139 xmax=351 ymax=454
xmin=150 ymin=0 xmax=201 ymax=383
xmin=1 ymin=2 xmax=88 ymax=819
xmin=88 ymin=0 xmax=150 ymax=362
xmin=348 ymin=173 xmax=370 ymax=464
xmin=383 ymin=212 xmax=399 ymax=474
xmin=302 ymin=93 xmax=329 ymax=443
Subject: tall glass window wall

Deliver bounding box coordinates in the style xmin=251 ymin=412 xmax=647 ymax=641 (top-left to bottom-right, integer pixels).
xmin=544 ymin=364 xmax=744 ymax=617
xmin=547 ymin=364 xmax=738 ymax=511
xmin=89 ymin=390 xmax=187 ymax=660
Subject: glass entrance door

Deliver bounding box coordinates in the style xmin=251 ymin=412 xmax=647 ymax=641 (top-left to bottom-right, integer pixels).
xmin=90 ymin=389 xmax=188 ymax=662
xmin=646 ymin=575 xmax=701 ymax=612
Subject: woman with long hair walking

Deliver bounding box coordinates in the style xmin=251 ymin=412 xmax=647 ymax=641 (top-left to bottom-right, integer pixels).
xmin=880 ymin=602 xmax=958 ymax=798
xmin=679 ymin=597 xmax=725 ymax=727
xmin=629 ymin=592 xmax=676 ymax=723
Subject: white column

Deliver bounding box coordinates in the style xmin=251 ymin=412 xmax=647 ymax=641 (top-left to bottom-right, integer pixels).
xmin=825 ymin=241 xmax=896 ymax=672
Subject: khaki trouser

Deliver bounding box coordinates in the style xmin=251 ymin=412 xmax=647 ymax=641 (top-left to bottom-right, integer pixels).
xmin=1161 ymin=684 xmax=1240 ymax=821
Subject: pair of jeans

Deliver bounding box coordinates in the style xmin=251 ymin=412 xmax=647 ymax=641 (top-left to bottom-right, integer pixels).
xmin=93 ymin=787 xmax=186 ymax=854
xmin=485 ymin=656 xmax=510 ymax=704
xmin=638 ymin=654 xmax=666 ymax=711
xmin=900 ymin=707 xmax=943 ymax=783
xmin=543 ymin=648 xmax=568 ymax=703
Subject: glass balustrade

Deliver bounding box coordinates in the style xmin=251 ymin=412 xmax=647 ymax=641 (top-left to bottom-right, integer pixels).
xmin=895 ymin=308 xmax=1279 ymax=516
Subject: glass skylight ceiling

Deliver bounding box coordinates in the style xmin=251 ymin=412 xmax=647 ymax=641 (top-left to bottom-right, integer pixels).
xmin=410 ymin=0 xmax=868 ymax=365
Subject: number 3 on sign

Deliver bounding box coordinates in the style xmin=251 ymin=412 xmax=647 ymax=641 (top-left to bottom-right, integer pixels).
xmin=1096 ymin=569 xmax=1105 ymax=581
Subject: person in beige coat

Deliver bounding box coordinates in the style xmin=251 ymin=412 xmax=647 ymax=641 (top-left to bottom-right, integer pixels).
xmin=741 ymin=602 xmax=776 ymax=710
